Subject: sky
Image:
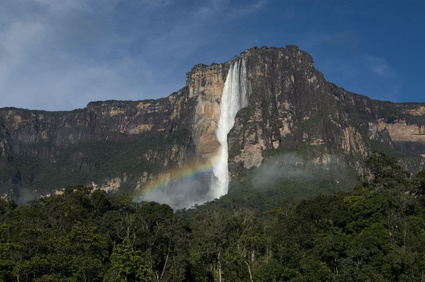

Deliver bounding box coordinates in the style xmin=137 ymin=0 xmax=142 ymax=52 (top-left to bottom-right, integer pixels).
xmin=0 ymin=0 xmax=424 ymax=111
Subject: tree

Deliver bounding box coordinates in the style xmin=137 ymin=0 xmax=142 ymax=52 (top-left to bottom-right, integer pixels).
xmin=105 ymin=238 xmax=153 ymax=281
xmin=366 ymin=153 xmax=410 ymax=191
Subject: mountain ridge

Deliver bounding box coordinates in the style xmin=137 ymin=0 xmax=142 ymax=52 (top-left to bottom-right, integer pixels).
xmin=1 ymin=45 xmax=425 ymax=208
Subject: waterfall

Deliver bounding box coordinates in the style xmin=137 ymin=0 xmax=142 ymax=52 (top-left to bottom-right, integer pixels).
xmin=210 ymin=58 xmax=248 ymax=199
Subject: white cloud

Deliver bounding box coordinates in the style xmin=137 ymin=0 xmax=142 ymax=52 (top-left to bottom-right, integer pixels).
xmin=361 ymin=55 xmax=395 ymax=78
xmin=0 ymin=21 xmax=45 ymax=81
xmin=0 ymin=0 xmax=272 ymax=110
xmin=227 ymin=0 xmax=267 ymax=19
xmin=0 ymin=0 xmax=168 ymax=109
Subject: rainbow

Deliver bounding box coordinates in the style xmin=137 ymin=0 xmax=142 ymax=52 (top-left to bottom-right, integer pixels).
xmin=132 ymin=159 xmax=215 ymax=202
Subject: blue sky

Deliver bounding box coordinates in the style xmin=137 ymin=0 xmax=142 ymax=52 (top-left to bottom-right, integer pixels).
xmin=0 ymin=0 xmax=424 ymax=111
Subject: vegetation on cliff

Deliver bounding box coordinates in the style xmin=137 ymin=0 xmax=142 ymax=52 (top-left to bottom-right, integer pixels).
xmin=2 ymin=154 xmax=425 ymax=281
xmin=0 ymin=128 xmax=191 ymax=199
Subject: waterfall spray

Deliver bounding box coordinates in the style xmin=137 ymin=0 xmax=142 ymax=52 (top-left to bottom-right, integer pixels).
xmin=210 ymin=58 xmax=248 ymax=199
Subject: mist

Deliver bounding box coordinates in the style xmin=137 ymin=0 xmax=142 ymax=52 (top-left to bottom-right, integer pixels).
xmin=251 ymin=152 xmax=312 ymax=189
xmin=141 ymin=172 xmax=213 ymax=210
xmin=11 ymin=187 xmax=40 ymax=205
xmin=251 ymin=152 xmax=352 ymax=190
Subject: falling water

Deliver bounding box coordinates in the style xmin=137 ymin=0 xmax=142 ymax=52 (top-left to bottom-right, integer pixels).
xmin=210 ymin=58 xmax=248 ymax=199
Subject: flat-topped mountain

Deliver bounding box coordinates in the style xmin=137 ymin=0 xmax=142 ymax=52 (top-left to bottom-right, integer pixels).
xmin=1 ymin=46 xmax=424 ymax=208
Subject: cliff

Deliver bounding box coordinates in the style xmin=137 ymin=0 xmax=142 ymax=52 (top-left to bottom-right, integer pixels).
xmin=1 ymin=46 xmax=425 ymax=207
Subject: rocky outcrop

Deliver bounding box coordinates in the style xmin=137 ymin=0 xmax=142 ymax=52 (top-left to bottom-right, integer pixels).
xmin=0 ymin=89 xmax=196 ymax=147
xmin=377 ymin=119 xmax=425 ymax=142
xmin=1 ymin=45 xmax=425 ymax=199
xmin=331 ymin=83 xmax=425 ymax=156
xmin=227 ymin=46 xmax=371 ymax=176
xmin=186 ymin=63 xmax=228 ymax=160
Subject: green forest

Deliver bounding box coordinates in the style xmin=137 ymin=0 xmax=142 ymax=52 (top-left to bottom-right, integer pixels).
xmin=2 ymin=153 xmax=425 ymax=281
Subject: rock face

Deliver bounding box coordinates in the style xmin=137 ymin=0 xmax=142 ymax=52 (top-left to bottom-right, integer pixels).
xmin=186 ymin=63 xmax=228 ymax=160
xmin=1 ymin=46 xmax=425 ymax=203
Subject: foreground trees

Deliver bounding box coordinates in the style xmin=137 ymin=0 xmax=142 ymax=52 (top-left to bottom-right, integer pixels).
xmin=1 ymin=154 xmax=425 ymax=281
xmin=0 ymin=187 xmax=191 ymax=281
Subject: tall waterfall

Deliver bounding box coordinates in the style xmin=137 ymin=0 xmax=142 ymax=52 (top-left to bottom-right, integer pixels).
xmin=210 ymin=58 xmax=248 ymax=199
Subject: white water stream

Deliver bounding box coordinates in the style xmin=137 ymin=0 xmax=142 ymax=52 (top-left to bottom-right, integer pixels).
xmin=210 ymin=58 xmax=248 ymax=199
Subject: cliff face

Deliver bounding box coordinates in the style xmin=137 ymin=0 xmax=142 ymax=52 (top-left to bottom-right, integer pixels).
xmin=228 ymin=47 xmax=369 ymax=172
xmin=185 ymin=63 xmax=228 ymax=160
xmin=1 ymin=46 xmax=425 ymax=203
xmin=0 ymin=91 xmax=194 ymax=146
xmin=0 ymin=90 xmax=198 ymax=198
